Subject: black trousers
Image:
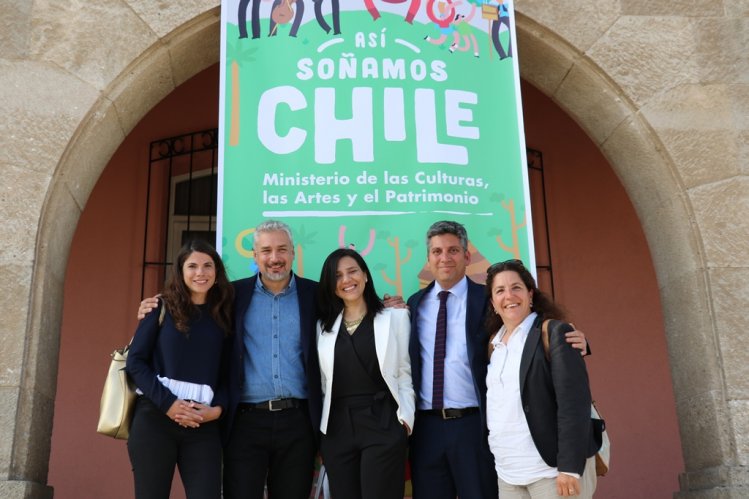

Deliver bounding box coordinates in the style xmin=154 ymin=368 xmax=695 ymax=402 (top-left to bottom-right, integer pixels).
xmin=409 ymin=411 xmax=498 ymax=499
xmin=320 ymin=397 xmax=408 ymax=499
xmin=223 ymin=404 xmax=316 ymax=499
xmin=127 ymin=397 xmax=222 ymax=499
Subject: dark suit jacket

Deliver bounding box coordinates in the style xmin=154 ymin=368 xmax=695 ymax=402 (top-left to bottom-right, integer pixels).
xmin=520 ymin=318 xmax=598 ymax=475
xmin=223 ymin=273 xmax=322 ymax=442
xmin=407 ymin=277 xmax=492 ymax=432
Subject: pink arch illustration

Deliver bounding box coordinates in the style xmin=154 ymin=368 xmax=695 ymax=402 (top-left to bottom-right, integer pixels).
xmin=338 ymin=225 xmax=376 ymax=256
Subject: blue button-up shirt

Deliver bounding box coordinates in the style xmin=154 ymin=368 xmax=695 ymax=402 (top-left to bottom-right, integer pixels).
xmin=241 ymin=275 xmax=308 ymax=403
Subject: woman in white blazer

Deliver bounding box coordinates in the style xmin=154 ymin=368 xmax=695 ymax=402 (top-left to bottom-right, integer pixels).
xmin=316 ymin=248 xmax=415 ymax=499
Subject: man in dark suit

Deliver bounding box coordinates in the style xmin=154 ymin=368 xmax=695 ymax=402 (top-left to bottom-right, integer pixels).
xmin=407 ymin=220 xmax=587 ymax=498
xmin=221 ymin=220 xmax=321 ymax=499
xmin=407 ymin=220 xmax=498 ymax=499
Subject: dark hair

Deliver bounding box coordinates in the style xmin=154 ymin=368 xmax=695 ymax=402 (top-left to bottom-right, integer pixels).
xmin=317 ymin=248 xmax=384 ymax=331
xmin=161 ymin=239 xmax=234 ymax=336
xmin=426 ymin=220 xmax=469 ymax=252
xmin=484 ymin=259 xmax=565 ymax=332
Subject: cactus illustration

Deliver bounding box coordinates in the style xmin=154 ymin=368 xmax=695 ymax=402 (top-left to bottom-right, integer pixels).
xmin=496 ymin=199 xmax=526 ymax=259
xmin=293 ymin=225 xmax=318 ymax=277
xmin=227 ymin=39 xmax=258 ymax=146
xmin=378 ymin=232 xmax=415 ymax=296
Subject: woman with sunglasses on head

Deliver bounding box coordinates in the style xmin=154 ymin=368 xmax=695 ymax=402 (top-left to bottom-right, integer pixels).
xmin=316 ymin=248 xmax=415 ymax=499
xmin=126 ymin=239 xmax=234 ymax=499
xmin=485 ymin=259 xmax=599 ymax=498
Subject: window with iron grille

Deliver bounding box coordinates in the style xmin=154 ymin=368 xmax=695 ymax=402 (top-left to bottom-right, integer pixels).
xmin=140 ymin=129 xmax=218 ymax=298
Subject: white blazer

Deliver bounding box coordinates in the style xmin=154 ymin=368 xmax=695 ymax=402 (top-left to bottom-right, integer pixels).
xmin=317 ymin=308 xmax=415 ymax=435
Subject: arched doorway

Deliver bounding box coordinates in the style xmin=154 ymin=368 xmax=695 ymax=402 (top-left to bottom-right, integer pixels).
xmin=49 ymin=50 xmax=682 ymax=499
xmin=16 ymin=6 xmax=724 ymax=498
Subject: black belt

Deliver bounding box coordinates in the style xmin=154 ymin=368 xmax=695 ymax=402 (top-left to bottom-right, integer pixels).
xmin=419 ymin=407 xmax=479 ymax=420
xmin=239 ymin=398 xmax=304 ymax=412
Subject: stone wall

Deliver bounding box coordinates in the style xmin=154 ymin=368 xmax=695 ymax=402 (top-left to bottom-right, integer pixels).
xmin=0 ymin=1 xmax=746 ymax=496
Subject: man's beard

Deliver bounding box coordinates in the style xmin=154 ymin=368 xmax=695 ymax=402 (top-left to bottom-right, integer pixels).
xmin=263 ymin=268 xmax=290 ymax=281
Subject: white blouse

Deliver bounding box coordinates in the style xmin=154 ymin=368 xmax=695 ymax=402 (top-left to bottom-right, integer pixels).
xmin=486 ymin=312 xmax=558 ymax=485
xmin=136 ymin=376 xmax=214 ymax=406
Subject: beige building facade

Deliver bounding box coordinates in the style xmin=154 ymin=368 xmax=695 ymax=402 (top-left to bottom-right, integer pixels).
xmin=1 ymin=1 xmax=747 ymax=497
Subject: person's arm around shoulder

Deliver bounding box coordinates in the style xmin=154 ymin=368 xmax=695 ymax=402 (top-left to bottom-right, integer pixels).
xmin=136 ymin=295 xmax=160 ymax=320
xmin=565 ymin=325 xmax=591 ymax=356
xmin=383 ymin=293 xmax=408 ymax=309
xmin=390 ymin=307 xmax=415 ymax=434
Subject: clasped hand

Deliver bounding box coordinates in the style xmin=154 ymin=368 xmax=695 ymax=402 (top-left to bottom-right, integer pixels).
xmin=166 ymin=400 xmax=222 ymax=428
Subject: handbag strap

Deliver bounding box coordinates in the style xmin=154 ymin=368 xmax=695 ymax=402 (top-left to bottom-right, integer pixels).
xmin=540 ymin=318 xmax=552 ymax=361
xmin=158 ymin=300 xmax=166 ymax=326
xmin=126 ymin=300 xmax=166 ymax=348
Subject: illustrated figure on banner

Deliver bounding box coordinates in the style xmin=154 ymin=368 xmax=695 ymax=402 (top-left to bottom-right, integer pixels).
xmin=314 ymin=0 xmax=341 ymax=34
xmin=237 ymin=0 xmax=265 ymax=39
xmin=269 ymin=0 xmax=305 ymax=37
xmin=364 ymin=0 xmax=422 ymax=24
xmin=239 ymin=0 xmax=341 ymax=39
xmin=424 ymin=0 xmax=458 ymax=47
xmin=449 ymin=3 xmax=479 ymax=57
xmin=482 ymin=0 xmax=512 ymax=59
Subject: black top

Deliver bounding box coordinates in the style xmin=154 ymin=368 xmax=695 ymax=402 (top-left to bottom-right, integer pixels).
xmin=126 ymin=301 xmax=231 ymax=413
xmin=331 ymin=316 xmax=388 ymax=399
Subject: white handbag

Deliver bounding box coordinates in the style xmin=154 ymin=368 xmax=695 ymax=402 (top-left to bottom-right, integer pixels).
xmin=591 ymin=402 xmax=610 ymax=476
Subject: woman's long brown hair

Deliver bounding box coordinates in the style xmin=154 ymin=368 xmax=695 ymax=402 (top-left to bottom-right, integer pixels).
xmin=161 ymin=240 xmax=234 ymax=336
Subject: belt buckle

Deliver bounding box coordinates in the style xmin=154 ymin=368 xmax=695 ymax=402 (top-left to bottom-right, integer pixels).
xmin=441 ymin=408 xmax=458 ymax=420
xmin=268 ymin=399 xmax=284 ymax=411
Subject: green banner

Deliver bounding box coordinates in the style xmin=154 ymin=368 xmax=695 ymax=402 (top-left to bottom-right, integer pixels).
xmin=218 ymin=1 xmax=533 ymax=296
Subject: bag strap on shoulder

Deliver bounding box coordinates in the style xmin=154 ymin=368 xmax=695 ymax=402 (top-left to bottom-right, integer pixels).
xmin=158 ymin=300 xmax=166 ymax=326
xmin=540 ymin=319 xmax=553 ymax=361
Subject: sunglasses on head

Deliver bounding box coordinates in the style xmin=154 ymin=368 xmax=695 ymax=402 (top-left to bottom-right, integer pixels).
xmin=487 ymin=259 xmax=527 ymax=273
